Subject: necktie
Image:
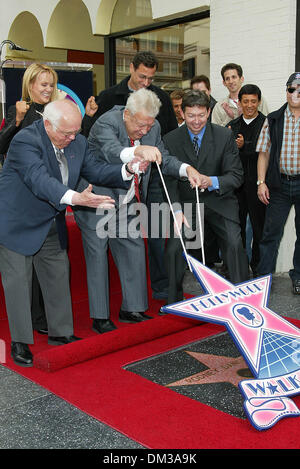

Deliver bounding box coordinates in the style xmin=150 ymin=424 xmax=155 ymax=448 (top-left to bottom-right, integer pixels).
xmin=55 ymin=148 xmax=69 ymax=185
xmin=129 ymin=138 xmax=140 ymax=202
xmin=193 ymin=136 xmax=199 ymax=155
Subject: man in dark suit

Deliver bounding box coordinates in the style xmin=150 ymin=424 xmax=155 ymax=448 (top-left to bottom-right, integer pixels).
xmin=163 ymin=90 xmax=249 ymax=304
xmin=0 ymin=99 xmax=136 ymax=367
xmin=84 ymin=51 xmax=178 ymax=301
xmin=74 ymin=88 xmax=203 ymax=331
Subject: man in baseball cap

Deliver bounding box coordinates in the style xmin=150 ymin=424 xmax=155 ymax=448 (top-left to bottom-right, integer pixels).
xmin=256 ymin=73 xmax=300 ymax=294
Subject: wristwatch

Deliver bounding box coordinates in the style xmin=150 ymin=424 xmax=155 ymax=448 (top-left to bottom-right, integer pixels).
xmin=257 ymin=180 xmax=265 ymax=186
xmin=125 ymin=163 xmax=135 ymax=175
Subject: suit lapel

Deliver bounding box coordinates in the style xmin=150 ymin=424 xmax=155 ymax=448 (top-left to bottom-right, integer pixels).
xmin=179 ymin=125 xmax=199 ymax=166
xmin=41 ymin=125 xmax=63 ymax=183
xmin=196 ymin=123 xmax=213 ymax=170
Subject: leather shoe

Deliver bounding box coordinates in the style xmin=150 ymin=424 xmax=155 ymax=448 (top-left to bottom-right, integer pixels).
xmin=11 ymin=342 xmax=33 ymax=367
xmin=92 ymin=319 xmax=117 ymax=334
xmin=48 ymin=335 xmax=82 ymax=346
xmin=293 ymin=279 xmax=300 ymax=295
xmin=119 ymin=310 xmax=152 ymax=323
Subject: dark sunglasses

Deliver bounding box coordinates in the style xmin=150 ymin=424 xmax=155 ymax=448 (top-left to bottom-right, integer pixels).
xmin=287 ymin=87 xmax=300 ymax=95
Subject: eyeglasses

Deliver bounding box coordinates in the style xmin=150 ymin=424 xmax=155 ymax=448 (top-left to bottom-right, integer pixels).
xmin=52 ymin=123 xmax=82 ymax=137
xmin=287 ymin=87 xmax=300 ymax=95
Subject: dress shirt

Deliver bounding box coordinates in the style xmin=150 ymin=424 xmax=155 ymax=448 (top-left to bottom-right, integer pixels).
xmin=187 ymin=127 xmax=219 ymax=191
xmin=256 ymin=107 xmax=300 ymax=175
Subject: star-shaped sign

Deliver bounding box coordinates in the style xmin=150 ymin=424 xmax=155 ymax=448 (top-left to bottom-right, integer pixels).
xmin=167 ymin=351 xmax=250 ymax=388
xmin=161 ymin=254 xmax=300 ymax=379
xmin=161 ymin=254 xmax=300 ymax=430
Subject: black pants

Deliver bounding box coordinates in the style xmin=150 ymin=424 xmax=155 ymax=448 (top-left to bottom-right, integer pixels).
xmin=165 ymin=206 xmax=249 ymax=304
xmin=236 ymin=181 xmax=266 ymax=274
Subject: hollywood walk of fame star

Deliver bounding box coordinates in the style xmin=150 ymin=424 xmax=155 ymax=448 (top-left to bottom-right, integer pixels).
xmin=167 ymin=351 xmax=251 ymax=388
xmin=161 ymin=254 xmax=300 ymax=379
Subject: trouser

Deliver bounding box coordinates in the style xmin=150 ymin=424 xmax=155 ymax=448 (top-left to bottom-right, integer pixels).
xmin=258 ymin=178 xmax=300 ymax=282
xmin=0 ymin=226 xmax=73 ymax=344
xmin=165 ymin=207 xmax=249 ymax=304
xmin=79 ymin=226 xmax=148 ymax=319
xmin=236 ymin=182 xmax=266 ymax=274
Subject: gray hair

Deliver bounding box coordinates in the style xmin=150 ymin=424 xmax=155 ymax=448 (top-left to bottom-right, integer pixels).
xmin=43 ymin=99 xmax=81 ymax=127
xmin=125 ymin=88 xmax=161 ymax=118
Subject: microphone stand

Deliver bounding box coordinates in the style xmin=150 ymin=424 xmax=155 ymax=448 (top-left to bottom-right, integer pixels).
xmin=0 ymin=40 xmax=32 ymax=121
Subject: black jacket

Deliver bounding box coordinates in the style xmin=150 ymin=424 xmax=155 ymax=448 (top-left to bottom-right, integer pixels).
xmin=82 ymin=75 xmax=178 ymax=137
xmin=163 ymin=122 xmax=243 ymax=223
xmin=227 ymin=112 xmax=265 ymax=183
xmin=265 ymin=103 xmax=288 ymax=189
xmin=0 ymin=102 xmax=44 ymax=155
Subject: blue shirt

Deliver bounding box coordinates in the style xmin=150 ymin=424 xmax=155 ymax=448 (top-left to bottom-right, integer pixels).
xmin=187 ymin=126 xmax=219 ymax=191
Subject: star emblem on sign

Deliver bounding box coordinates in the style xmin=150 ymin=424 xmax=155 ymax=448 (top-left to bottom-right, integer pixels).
xmin=161 ymin=254 xmax=300 ymax=431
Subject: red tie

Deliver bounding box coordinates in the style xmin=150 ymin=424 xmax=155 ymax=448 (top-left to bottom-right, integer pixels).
xmin=129 ymin=138 xmax=140 ymax=202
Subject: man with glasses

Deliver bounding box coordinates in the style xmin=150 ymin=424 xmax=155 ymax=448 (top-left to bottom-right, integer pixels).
xmin=0 ymin=99 xmax=137 ymax=367
xmin=74 ymin=88 xmax=203 ymax=331
xmin=83 ymin=51 xmax=178 ymax=303
xmin=256 ymin=73 xmax=300 ymax=295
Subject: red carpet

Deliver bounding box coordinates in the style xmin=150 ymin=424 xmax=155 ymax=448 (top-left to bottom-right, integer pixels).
xmin=1 ymin=211 xmax=300 ymax=449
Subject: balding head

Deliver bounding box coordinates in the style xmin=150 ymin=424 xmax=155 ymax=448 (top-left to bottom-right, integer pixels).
xmin=43 ymin=99 xmax=82 ymax=149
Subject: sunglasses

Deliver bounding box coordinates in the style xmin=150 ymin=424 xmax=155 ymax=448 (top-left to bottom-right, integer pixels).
xmin=287 ymin=87 xmax=300 ymax=95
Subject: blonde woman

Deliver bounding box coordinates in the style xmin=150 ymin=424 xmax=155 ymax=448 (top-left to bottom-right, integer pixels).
xmin=0 ymin=63 xmax=58 ymax=154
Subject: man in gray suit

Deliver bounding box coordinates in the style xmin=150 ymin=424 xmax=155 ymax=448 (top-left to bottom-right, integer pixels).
xmin=0 ymin=99 xmax=137 ymax=367
xmin=74 ymin=88 xmax=203 ymax=332
xmin=163 ymin=90 xmax=249 ymax=304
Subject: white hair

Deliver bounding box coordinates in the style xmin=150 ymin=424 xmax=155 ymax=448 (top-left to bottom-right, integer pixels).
xmin=126 ymin=88 xmax=161 ymax=118
xmin=43 ymin=99 xmax=81 ymax=127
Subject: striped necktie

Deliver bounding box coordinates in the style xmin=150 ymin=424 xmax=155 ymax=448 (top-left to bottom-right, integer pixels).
xmin=55 ymin=148 xmax=69 ymax=185
xmin=193 ymin=136 xmax=199 ymax=155
xmin=129 ymin=138 xmax=140 ymax=202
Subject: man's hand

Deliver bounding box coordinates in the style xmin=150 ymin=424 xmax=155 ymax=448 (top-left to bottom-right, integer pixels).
xmin=72 ymin=184 xmax=115 ymax=208
xmin=127 ymin=155 xmax=150 ymax=174
xmin=257 ymin=182 xmax=270 ymax=205
xmin=186 ymin=166 xmax=212 ymax=190
xmin=15 ymin=101 xmax=29 ymax=126
xmin=133 ymin=145 xmax=162 ymax=164
xmin=85 ymin=96 xmax=98 ymax=117
xmin=235 ymin=133 xmax=244 ymax=149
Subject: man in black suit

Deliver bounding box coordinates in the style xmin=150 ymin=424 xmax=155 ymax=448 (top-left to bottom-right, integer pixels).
xmin=83 ymin=51 xmax=178 ymax=301
xmin=163 ymin=91 xmax=249 ymax=304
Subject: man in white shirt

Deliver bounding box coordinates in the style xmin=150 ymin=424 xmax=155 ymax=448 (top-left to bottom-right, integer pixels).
xmin=74 ymin=88 xmax=203 ymax=331
xmin=212 ymin=63 xmax=269 ymax=127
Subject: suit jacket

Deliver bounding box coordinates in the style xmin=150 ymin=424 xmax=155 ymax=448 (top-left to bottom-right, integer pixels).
xmin=82 ymin=76 xmax=178 ymax=138
xmin=75 ymin=105 xmax=183 ymax=231
xmin=0 ymin=119 xmax=128 ymax=256
xmin=163 ymin=122 xmax=243 ymax=223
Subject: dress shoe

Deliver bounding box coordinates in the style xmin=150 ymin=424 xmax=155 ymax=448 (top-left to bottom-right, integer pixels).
xmin=119 ymin=310 xmax=152 ymax=323
xmin=11 ymin=342 xmax=33 ymax=367
xmin=92 ymin=319 xmax=117 ymax=334
xmin=293 ymin=279 xmax=300 ymax=295
xmin=48 ymin=335 xmax=82 ymax=346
